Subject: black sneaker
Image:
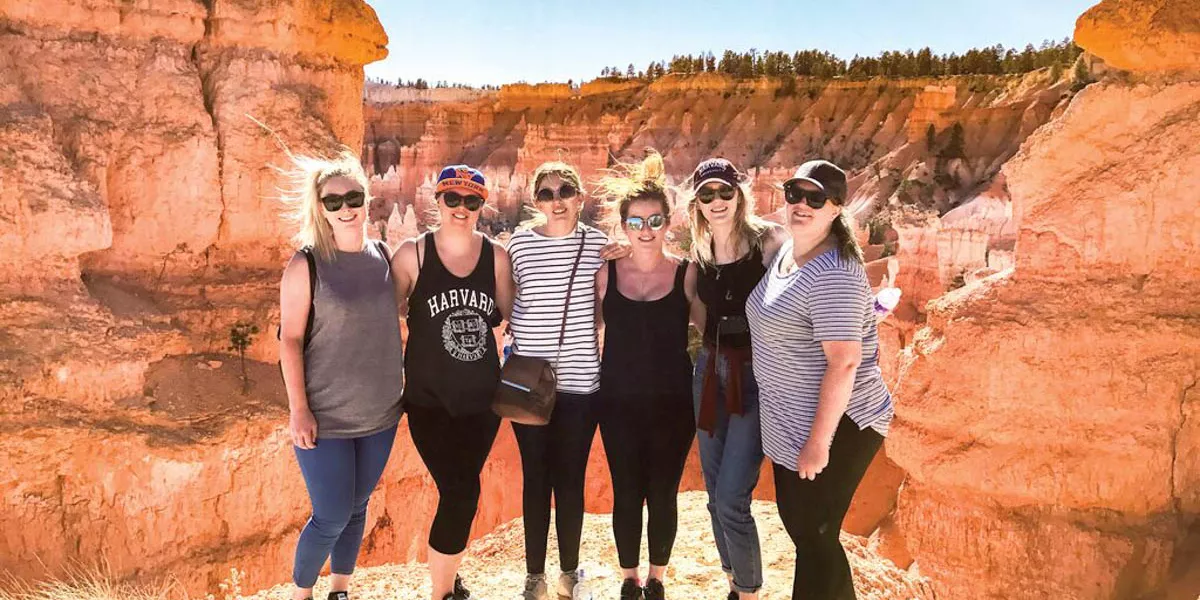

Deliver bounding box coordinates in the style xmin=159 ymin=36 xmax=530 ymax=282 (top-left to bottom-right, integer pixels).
xmin=726 ymin=592 xmax=738 ymax=600
xmin=619 ymin=578 xmax=643 ymax=600
xmin=453 ymin=575 xmax=473 ymax=599
xmin=327 ymin=592 xmax=349 ymax=600
xmin=642 ymin=579 xmax=664 ymax=600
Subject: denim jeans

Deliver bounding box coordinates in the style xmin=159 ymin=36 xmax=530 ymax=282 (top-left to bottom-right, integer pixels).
xmin=693 ymin=346 xmax=764 ymax=593
xmin=292 ymin=424 xmax=398 ymax=588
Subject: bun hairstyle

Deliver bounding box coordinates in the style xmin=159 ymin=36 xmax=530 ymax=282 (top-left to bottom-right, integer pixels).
xmin=593 ymin=148 xmax=672 ymax=233
xmin=519 ymin=161 xmax=585 ymax=230
xmin=280 ymin=148 xmax=371 ymax=263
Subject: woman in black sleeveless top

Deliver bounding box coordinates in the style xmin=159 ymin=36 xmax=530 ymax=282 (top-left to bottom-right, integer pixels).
xmin=594 ymin=150 xmax=701 ymax=600
xmin=684 ymin=159 xmax=786 ymax=600
xmin=391 ymin=165 xmax=514 ymax=600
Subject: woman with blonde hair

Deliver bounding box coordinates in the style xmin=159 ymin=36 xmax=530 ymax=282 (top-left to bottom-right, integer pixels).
xmin=391 ymin=165 xmax=515 ymax=600
xmin=684 ymin=158 xmax=786 ymax=600
xmin=507 ymin=161 xmax=616 ymax=600
xmin=594 ymin=150 xmax=701 ymax=600
xmin=278 ymin=150 xmax=403 ymax=600
xmin=746 ymin=160 xmax=893 ymax=600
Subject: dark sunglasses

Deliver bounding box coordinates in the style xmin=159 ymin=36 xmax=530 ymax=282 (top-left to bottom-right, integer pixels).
xmin=784 ymin=183 xmax=839 ymax=209
xmin=441 ymin=191 xmax=484 ymax=211
xmin=696 ymin=184 xmax=737 ymax=204
xmin=625 ymin=214 xmax=666 ymax=232
xmin=320 ymin=190 xmax=366 ymax=212
xmin=534 ymin=184 xmax=578 ymax=203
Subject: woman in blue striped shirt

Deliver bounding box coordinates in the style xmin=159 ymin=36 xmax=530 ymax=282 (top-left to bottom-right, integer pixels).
xmin=745 ymin=160 xmax=893 ymax=600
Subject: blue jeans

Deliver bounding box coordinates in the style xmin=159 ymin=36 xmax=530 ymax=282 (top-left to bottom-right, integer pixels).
xmin=292 ymin=424 xmax=398 ymax=588
xmin=693 ymin=346 xmax=764 ymax=593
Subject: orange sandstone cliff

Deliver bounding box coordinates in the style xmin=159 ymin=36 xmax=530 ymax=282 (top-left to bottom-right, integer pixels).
xmin=887 ymin=1 xmax=1200 ymax=598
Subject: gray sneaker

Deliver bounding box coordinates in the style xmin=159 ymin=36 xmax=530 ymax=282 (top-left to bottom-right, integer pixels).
xmin=557 ymin=569 xmax=591 ymax=600
xmin=522 ymin=573 xmax=548 ymax=600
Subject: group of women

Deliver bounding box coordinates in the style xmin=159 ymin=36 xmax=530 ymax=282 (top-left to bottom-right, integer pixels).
xmin=277 ymin=148 xmax=894 ymax=600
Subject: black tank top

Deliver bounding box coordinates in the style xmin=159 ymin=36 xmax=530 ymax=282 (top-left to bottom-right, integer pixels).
xmin=403 ymin=233 xmax=502 ymax=416
xmin=696 ymin=244 xmax=765 ymax=348
xmin=599 ymin=259 xmax=693 ymax=410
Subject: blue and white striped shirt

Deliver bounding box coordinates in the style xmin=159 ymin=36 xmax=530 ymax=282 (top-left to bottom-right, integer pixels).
xmin=746 ymin=242 xmax=893 ymax=470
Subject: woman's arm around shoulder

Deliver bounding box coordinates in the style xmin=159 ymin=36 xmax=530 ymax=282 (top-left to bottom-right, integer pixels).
xmin=493 ymin=239 xmax=515 ymax=321
xmin=685 ymin=260 xmax=705 ymax=333
xmin=391 ymin=235 xmax=422 ymax=317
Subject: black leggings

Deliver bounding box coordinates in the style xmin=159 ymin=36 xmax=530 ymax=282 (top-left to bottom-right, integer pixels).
xmin=407 ymin=403 xmax=501 ymax=555
xmin=773 ymin=415 xmax=883 ymax=600
xmin=513 ymin=392 xmax=598 ymax=575
xmin=600 ymin=399 xmax=696 ymax=569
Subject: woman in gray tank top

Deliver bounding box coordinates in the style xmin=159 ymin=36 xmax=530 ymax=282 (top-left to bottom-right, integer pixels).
xmin=278 ymin=150 xmax=404 ymax=600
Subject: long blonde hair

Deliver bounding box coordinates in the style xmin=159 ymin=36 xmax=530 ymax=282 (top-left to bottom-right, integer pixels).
xmin=280 ymin=148 xmax=371 ymax=263
xmin=686 ymin=176 xmax=770 ymax=269
xmin=593 ymin=149 xmax=672 ymax=234
xmin=518 ymin=161 xmax=585 ymax=231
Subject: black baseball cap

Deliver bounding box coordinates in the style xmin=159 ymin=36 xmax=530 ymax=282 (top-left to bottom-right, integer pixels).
xmin=781 ymin=160 xmax=847 ymax=201
xmin=691 ymin=158 xmax=745 ymax=191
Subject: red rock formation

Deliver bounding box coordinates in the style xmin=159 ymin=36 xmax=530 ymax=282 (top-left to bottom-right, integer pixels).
xmin=888 ymin=3 xmax=1200 ymax=596
xmin=1075 ymin=0 xmax=1200 ymax=76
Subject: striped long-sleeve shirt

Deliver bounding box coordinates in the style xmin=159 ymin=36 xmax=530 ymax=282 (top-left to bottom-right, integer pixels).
xmin=507 ymin=224 xmax=608 ymax=394
xmin=746 ymin=242 xmax=893 ymax=470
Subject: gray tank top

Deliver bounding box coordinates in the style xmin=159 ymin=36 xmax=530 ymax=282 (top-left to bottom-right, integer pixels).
xmin=303 ymin=241 xmax=404 ymax=439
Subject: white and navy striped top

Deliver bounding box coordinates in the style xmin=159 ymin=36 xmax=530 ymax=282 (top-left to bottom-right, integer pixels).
xmin=508 ymin=224 xmax=608 ymax=394
xmin=746 ymin=242 xmax=894 ymax=470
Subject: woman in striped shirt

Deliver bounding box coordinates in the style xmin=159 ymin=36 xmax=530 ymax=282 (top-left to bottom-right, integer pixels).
xmin=745 ymin=160 xmax=894 ymax=600
xmin=508 ymin=161 xmax=626 ymax=600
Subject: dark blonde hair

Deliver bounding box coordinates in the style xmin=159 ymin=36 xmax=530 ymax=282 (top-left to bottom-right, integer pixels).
xmin=831 ymin=211 xmax=864 ymax=264
xmin=519 ymin=161 xmax=585 ymax=230
xmin=280 ymin=148 xmax=371 ymax=262
xmin=593 ymin=148 xmax=672 ymax=234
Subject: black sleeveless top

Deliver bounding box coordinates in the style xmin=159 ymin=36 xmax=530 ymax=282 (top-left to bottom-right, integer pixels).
xmin=598 ymin=259 xmax=693 ymax=411
xmin=696 ymin=244 xmax=766 ymax=348
xmin=403 ymin=233 xmax=502 ymax=416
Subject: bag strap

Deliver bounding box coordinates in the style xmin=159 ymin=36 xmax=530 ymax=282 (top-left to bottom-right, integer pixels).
xmin=554 ymin=228 xmax=587 ymax=363
xmin=301 ymin=247 xmax=317 ymax=348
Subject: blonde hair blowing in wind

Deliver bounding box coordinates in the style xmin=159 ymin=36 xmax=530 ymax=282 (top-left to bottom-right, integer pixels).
xmin=279 ymin=148 xmax=372 ymax=263
xmin=593 ymin=148 xmax=672 ymax=235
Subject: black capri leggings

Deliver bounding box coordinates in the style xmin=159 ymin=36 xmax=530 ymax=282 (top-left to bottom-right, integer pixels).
xmin=407 ymin=403 xmax=501 ymax=555
xmin=773 ymin=415 xmax=883 ymax=600
xmin=600 ymin=397 xmax=696 ymax=569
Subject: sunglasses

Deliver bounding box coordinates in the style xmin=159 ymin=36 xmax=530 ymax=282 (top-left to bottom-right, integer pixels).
xmin=320 ymin=190 xmax=366 ymax=212
xmin=625 ymin=214 xmax=666 ymax=232
xmin=534 ymin=184 xmax=578 ymax=203
xmin=441 ymin=191 xmax=484 ymax=211
xmin=783 ymin=183 xmax=839 ymax=209
xmin=696 ymin=184 xmax=737 ymax=204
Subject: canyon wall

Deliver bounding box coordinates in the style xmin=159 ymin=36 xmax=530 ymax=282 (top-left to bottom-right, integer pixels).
xmin=0 ymin=0 xmax=394 ymax=593
xmin=887 ymin=1 xmax=1200 ymax=598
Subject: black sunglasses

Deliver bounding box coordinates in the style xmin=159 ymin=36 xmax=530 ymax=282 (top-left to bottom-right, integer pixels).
xmin=534 ymin=184 xmax=578 ymax=203
xmin=784 ymin=183 xmax=839 ymax=209
xmin=625 ymin=214 xmax=666 ymax=232
xmin=696 ymin=184 xmax=737 ymax=204
xmin=441 ymin=191 xmax=484 ymax=211
xmin=320 ymin=190 xmax=366 ymax=212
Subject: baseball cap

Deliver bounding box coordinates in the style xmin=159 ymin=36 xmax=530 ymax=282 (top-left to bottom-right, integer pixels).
xmin=781 ymin=160 xmax=847 ymax=201
xmin=691 ymin=158 xmax=745 ymax=191
xmin=435 ymin=165 xmax=489 ymax=200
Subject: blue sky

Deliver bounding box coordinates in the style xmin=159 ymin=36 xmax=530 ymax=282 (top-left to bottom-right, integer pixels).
xmin=364 ymin=1 xmax=1098 ymax=87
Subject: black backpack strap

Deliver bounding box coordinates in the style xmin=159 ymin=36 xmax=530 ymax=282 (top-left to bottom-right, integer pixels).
xmin=302 ymin=247 xmax=316 ymax=348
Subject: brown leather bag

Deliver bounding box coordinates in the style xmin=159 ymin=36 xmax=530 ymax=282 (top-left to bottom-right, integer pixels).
xmin=492 ymin=229 xmax=587 ymax=425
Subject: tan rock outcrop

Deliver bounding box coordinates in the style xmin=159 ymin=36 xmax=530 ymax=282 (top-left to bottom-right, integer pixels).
xmin=890 ymin=77 xmax=1200 ymax=599
xmin=1075 ymin=0 xmax=1200 ymax=76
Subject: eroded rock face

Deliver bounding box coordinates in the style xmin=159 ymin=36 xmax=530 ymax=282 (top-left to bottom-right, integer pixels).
xmin=890 ymin=79 xmax=1200 ymax=600
xmin=1075 ymin=0 xmax=1200 ymax=76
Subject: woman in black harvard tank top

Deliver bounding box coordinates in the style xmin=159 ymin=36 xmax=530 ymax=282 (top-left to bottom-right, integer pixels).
xmin=684 ymin=158 xmax=786 ymax=600
xmin=594 ymin=150 xmax=702 ymax=600
xmin=391 ymin=165 xmax=515 ymax=600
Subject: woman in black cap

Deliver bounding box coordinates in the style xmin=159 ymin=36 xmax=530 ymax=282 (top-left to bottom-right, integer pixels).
xmin=392 ymin=164 xmax=515 ymax=600
xmin=684 ymin=158 xmax=786 ymax=600
xmin=745 ymin=160 xmax=894 ymax=600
